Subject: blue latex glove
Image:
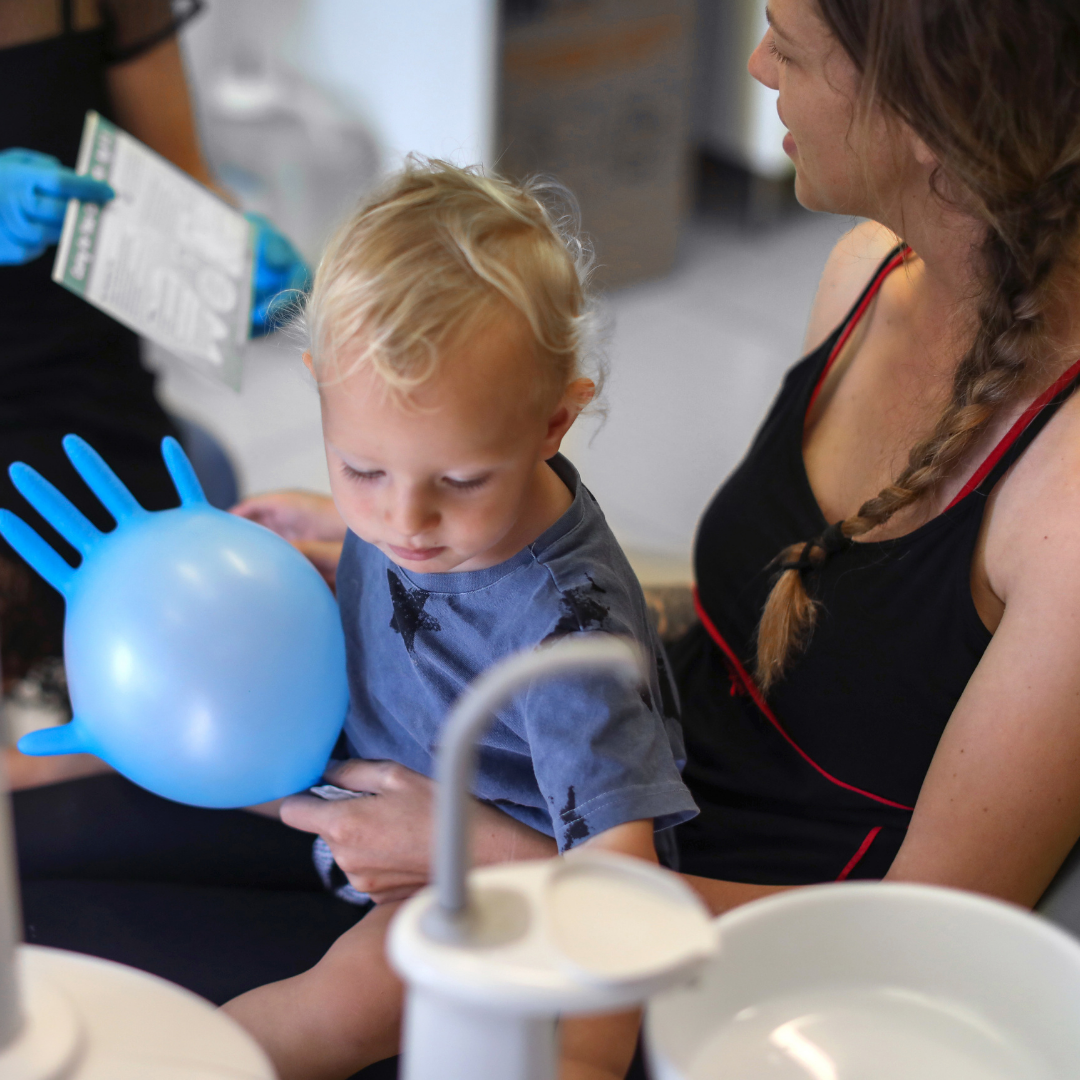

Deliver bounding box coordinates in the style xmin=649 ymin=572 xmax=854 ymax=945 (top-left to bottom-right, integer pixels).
xmin=0 ymin=148 xmax=115 ymax=265
xmin=246 ymin=212 xmax=311 ymax=338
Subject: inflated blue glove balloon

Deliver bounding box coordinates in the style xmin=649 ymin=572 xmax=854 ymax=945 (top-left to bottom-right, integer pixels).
xmin=245 ymin=211 xmax=310 ymax=338
xmin=0 ymin=436 xmax=348 ymax=808
xmin=0 ymin=148 xmax=115 ymax=264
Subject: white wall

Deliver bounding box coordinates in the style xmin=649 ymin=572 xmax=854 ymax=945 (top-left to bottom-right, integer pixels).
xmin=561 ymin=210 xmax=847 ymax=574
xmin=291 ymin=0 xmax=500 ymax=169
xmin=693 ymin=0 xmax=791 ymax=179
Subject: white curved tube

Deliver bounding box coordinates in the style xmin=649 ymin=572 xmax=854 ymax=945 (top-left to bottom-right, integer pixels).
xmin=427 ymin=634 xmax=648 ymax=943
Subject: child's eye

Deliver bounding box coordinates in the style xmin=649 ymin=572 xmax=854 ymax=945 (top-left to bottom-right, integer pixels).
xmin=342 ymin=464 xmax=383 ymax=483
xmin=444 ymin=474 xmax=489 ymax=491
xmin=767 ymin=35 xmax=791 ymax=65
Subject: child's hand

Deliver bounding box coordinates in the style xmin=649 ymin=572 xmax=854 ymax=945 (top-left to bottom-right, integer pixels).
xmin=280 ymin=760 xmax=437 ymax=903
xmin=279 ymin=759 xmax=557 ymax=903
xmin=231 ymin=490 xmax=345 ymax=542
xmin=232 ymin=491 xmax=345 ymax=589
xmin=290 ymin=538 xmax=343 ymax=592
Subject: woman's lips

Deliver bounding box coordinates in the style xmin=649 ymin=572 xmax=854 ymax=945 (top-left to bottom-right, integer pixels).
xmin=783 ymin=131 xmax=797 ymax=156
xmin=388 ymin=544 xmax=446 ymax=562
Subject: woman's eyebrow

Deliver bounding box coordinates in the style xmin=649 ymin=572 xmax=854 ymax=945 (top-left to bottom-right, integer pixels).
xmin=765 ymin=5 xmax=794 ymax=42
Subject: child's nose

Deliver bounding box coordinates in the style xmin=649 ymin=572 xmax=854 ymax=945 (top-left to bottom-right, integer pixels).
xmin=392 ymin=491 xmax=439 ymax=537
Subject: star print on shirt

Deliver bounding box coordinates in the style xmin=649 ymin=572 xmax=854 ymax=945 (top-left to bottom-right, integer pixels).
xmin=387 ymin=569 xmax=441 ymax=653
xmin=541 ymin=575 xmax=611 ymax=645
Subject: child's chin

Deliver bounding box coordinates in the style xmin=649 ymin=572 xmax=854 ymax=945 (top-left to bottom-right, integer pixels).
xmin=383 ymin=544 xmax=458 ymax=572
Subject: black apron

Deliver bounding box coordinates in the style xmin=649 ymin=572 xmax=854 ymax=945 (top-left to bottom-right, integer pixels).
xmin=0 ymin=4 xmax=178 ymax=564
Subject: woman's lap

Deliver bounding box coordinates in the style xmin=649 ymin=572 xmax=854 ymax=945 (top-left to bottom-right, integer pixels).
xmin=20 ymin=877 xmax=364 ymax=1004
xmin=11 ymin=773 xmax=648 ymax=1079
xmin=12 ymin=773 xmax=367 ymax=1002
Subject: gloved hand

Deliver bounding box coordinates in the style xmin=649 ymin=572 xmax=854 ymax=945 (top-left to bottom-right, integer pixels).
xmin=0 ymin=148 xmax=115 ymax=265
xmin=246 ymin=212 xmax=311 ymax=338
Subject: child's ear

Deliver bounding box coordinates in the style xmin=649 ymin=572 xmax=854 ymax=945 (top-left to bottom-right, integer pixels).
xmin=567 ymin=378 xmax=596 ymax=410
xmin=302 ymin=351 xmax=315 ymax=374
xmin=541 ymin=378 xmax=595 ymax=456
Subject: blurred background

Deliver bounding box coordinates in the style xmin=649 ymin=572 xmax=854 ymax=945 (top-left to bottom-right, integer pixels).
xmin=155 ymin=0 xmax=855 ymax=583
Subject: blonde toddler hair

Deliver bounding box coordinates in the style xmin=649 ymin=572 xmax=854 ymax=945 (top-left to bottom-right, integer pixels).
xmin=305 ymin=157 xmax=601 ymax=407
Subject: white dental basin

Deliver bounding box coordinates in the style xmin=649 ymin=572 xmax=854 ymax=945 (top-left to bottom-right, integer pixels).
xmin=646 ymin=882 xmax=1080 ymax=1080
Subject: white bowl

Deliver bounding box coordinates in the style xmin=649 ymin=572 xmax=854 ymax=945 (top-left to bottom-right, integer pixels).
xmin=646 ymin=882 xmax=1080 ymax=1080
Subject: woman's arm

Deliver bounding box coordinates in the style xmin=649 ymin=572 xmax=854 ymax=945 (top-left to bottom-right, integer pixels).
xmin=885 ymin=391 xmax=1080 ymax=905
xmin=3 ymin=748 xmax=111 ymax=790
xmin=106 ymin=37 xmax=217 ymax=188
xmin=682 ymin=876 xmax=793 ymax=917
xmin=108 ymin=35 xmax=309 ymax=339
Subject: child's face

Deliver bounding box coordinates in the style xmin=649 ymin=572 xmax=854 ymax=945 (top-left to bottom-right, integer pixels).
xmin=311 ymin=315 xmax=589 ymax=574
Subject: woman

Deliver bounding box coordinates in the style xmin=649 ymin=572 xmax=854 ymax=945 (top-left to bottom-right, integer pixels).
xmin=5 ymin=0 xmax=351 ymax=1010
xmin=18 ymin=0 xmax=1080 ymax=1074
xmin=241 ymin=0 xmax=1080 ymax=922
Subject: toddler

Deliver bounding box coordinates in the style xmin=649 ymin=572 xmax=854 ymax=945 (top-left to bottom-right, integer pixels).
xmin=225 ymin=160 xmax=697 ymax=1079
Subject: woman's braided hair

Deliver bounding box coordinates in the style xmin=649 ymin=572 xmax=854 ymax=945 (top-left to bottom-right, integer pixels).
xmin=756 ymin=0 xmax=1080 ymax=691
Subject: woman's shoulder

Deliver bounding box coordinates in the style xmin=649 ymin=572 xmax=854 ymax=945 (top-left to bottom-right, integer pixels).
xmin=802 ymin=220 xmax=903 ymax=355
xmin=975 ymin=367 xmax=1080 ymax=630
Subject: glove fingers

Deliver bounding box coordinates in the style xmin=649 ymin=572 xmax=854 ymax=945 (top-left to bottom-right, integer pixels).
xmin=260 ymin=232 xmax=298 ymax=269
xmin=250 ymin=298 xmax=272 ymax=333
xmin=23 ymin=193 xmax=69 ymax=235
xmin=30 ymin=220 xmax=62 ymax=245
xmin=3 ymin=149 xmax=60 ymax=168
xmin=287 ymin=264 xmax=312 ymax=293
xmin=244 ymin=211 xmax=309 ymax=337
xmin=0 ymin=236 xmax=46 ymax=265
xmin=34 ymin=173 xmax=115 ymax=204
xmin=0 ymin=204 xmax=51 ymax=247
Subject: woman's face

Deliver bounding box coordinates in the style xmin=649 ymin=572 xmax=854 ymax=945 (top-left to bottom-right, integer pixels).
xmin=748 ymin=0 xmax=909 ymax=219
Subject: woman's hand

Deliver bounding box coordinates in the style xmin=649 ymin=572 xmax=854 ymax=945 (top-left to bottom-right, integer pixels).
xmin=232 ymin=491 xmax=345 ymax=589
xmin=245 ymin=212 xmax=310 ymax=337
xmin=279 ymin=760 xmax=556 ymax=904
xmin=0 ymin=150 xmax=114 ymax=264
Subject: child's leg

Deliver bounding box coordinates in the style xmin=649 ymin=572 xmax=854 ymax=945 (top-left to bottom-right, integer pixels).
xmin=222 ymin=900 xmax=404 ymax=1080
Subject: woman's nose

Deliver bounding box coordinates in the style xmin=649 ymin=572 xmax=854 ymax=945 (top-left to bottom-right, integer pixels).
xmin=748 ymin=35 xmax=780 ymax=90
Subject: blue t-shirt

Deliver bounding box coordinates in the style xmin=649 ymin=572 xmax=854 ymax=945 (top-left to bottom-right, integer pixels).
xmin=337 ymin=454 xmax=698 ymax=857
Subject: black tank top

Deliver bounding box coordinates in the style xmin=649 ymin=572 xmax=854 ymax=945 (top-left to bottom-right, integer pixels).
xmin=0 ymin=0 xmax=179 ymax=558
xmin=672 ymin=247 xmax=1080 ymax=885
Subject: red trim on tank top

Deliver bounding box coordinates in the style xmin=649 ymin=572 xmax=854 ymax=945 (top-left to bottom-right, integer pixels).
xmin=805 ymin=244 xmax=1080 ymax=513
xmin=945 ymin=354 xmax=1080 ymax=510
xmin=836 ymin=826 xmax=882 ymax=880
xmin=693 ymin=246 xmax=1080 ymax=823
xmin=691 ymin=589 xmax=916 ymax=812
xmin=805 ymin=247 xmax=910 ymax=418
